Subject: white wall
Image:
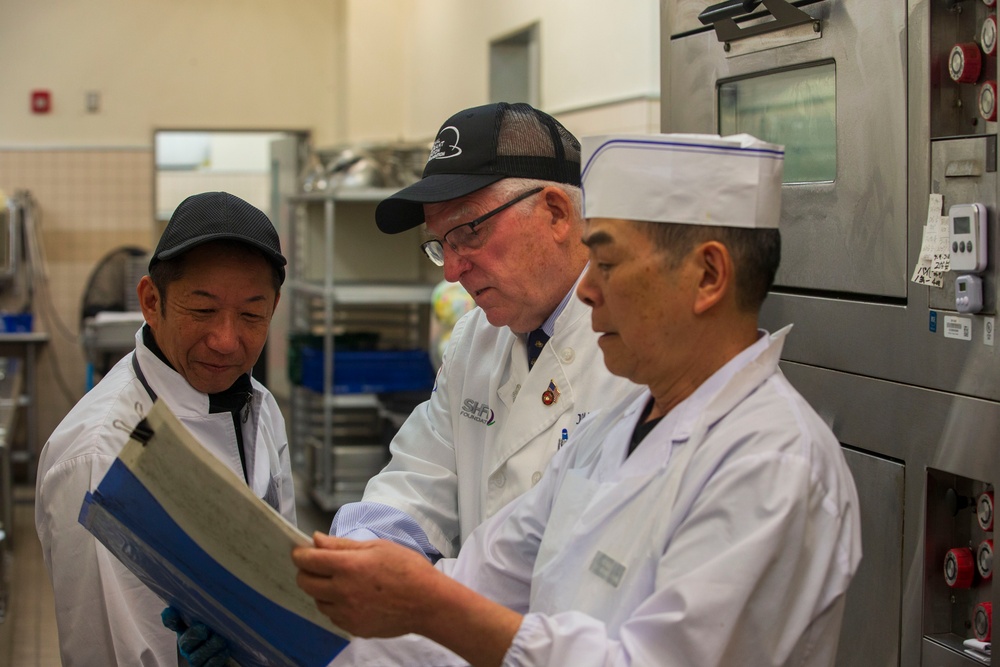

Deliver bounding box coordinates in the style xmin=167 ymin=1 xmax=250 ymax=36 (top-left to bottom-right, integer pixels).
xmin=0 ymin=0 xmax=660 ymax=146
xmin=0 ymin=0 xmax=342 ymax=147
xmin=340 ymin=0 xmax=411 ymax=144
xmin=1 ymin=0 xmax=659 ymax=146
xmin=341 ymin=0 xmax=660 ymax=143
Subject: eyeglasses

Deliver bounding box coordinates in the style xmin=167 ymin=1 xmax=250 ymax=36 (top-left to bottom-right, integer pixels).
xmin=420 ymin=187 xmax=544 ymax=266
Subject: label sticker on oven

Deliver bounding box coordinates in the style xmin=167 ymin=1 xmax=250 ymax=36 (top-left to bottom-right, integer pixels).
xmin=944 ymin=315 xmax=972 ymax=341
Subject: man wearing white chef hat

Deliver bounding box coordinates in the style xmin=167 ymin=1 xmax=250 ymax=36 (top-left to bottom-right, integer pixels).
xmin=185 ymin=134 xmax=864 ymax=667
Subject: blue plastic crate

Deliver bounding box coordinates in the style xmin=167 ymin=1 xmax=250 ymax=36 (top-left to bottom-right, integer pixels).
xmin=298 ymin=348 xmax=435 ymax=394
xmin=0 ymin=313 xmax=32 ymax=333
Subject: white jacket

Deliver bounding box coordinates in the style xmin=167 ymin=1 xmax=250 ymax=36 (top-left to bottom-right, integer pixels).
xmin=35 ymin=328 xmax=296 ymax=667
xmin=338 ymin=327 xmax=862 ymax=667
xmin=354 ymin=290 xmax=644 ymax=557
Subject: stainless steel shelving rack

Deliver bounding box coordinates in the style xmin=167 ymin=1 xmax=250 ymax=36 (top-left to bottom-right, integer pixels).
xmin=286 ymin=189 xmax=436 ymax=511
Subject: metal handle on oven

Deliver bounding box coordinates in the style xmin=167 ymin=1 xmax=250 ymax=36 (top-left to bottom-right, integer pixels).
xmin=699 ymin=0 xmax=763 ymax=25
xmin=698 ymin=0 xmax=815 ymax=44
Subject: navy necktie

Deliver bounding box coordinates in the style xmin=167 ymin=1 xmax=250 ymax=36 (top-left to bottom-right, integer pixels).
xmin=527 ymin=328 xmax=550 ymax=370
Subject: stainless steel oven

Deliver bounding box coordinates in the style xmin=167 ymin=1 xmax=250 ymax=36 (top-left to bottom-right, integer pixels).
xmin=666 ymin=0 xmax=908 ymax=297
xmin=663 ymin=1 xmax=1000 ymax=665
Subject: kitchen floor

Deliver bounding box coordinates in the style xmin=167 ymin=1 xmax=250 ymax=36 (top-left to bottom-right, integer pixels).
xmin=1 ymin=485 xmax=59 ymax=667
xmin=2 ymin=476 xmax=335 ymax=666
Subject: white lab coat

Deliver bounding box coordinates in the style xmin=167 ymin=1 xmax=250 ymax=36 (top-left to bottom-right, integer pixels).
xmin=35 ymin=328 xmax=296 ymax=667
xmin=357 ymin=289 xmax=644 ymax=557
xmin=336 ymin=327 xmax=862 ymax=667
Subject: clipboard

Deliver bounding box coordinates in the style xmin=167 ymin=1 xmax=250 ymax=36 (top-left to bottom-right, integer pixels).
xmin=79 ymin=399 xmax=350 ymax=667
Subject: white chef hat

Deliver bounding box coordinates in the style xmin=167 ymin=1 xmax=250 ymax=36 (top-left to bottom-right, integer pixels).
xmin=580 ymin=133 xmax=784 ymax=229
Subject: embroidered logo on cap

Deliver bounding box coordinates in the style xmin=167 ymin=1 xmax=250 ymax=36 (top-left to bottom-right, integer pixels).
xmin=429 ymin=126 xmax=463 ymax=161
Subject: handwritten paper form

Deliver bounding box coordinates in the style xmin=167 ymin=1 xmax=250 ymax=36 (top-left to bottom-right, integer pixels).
xmin=911 ymin=193 xmax=951 ymax=288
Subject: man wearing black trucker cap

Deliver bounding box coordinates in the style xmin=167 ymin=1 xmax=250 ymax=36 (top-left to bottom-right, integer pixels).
xmin=36 ymin=192 xmax=297 ymax=666
xmin=330 ymin=103 xmax=643 ymax=561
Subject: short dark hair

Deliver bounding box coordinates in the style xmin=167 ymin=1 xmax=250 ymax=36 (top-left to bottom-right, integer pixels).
xmin=148 ymin=241 xmax=282 ymax=314
xmin=638 ymin=222 xmax=781 ymax=312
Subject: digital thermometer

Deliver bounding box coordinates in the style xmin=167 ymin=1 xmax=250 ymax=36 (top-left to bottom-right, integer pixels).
xmin=949 ymin=203 xmax=988 ymax=273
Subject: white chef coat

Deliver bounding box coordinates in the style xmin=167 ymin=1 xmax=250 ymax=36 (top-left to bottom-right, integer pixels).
xmin=335 ymin=326 xmax=862 ymax=667
xmin=338 ymin=280 xmax=644 ymax=558
xmin=35 ymin=327 xmax=296 ymax=667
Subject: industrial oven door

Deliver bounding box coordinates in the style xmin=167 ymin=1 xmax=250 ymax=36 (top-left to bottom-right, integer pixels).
xmin=663 ymin=0 xmax=907 ymax=298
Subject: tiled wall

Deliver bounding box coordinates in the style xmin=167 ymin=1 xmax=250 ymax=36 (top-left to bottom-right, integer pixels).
xmin=0 ymin=148 xmax=156 ymax=470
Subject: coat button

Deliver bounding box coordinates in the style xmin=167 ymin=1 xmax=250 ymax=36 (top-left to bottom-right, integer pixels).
xmin=531 ymin=471 xmax=542 ymax=485
xmin=561 ymin=347 xmax=575 ymax=363
xmin=492 ymin=472 xmax=506 ymax=488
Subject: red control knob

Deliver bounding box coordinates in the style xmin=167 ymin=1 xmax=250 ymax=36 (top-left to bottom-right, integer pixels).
xmin=985 ymin=0 xmax=997 ymax=9
xmin=978 ymin=491 xmax=995 ymax=530
xmin=975 ymin=602 xmax=993 ymax=642
xmin=950 ymin=43 xmax=984 ymax=83
xmin=945 ymin=547 xmax=976 ymax=588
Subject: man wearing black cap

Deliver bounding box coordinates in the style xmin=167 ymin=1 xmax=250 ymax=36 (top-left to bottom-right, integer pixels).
xmin=330 ymin=103 xmax=642 ymax=561
xmin=35 ymin=192 xmax=297 ymax=666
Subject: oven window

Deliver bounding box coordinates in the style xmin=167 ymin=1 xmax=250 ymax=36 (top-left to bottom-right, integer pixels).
xmin=718 ymin=63 xmax=836 ymax=184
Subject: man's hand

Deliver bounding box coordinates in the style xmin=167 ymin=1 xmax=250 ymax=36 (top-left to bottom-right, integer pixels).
xmin=293 ymin=532 xmax=442 ymax=639
xmin=293 ymin=533 xmax=523 ymax=667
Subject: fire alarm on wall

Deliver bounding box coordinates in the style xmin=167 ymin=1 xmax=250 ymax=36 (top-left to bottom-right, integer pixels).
xmin=31 ymin=90 xmax=51 ymax=114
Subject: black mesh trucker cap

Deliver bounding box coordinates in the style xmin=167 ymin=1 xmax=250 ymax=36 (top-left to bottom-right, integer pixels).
xmin=150 ymin=191 xmax=287 ymax=284
xmin=375 ymin=102 xmax=582 ymax=233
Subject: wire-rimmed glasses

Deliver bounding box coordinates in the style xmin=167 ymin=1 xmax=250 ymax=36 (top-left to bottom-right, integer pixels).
xmin=420 ymin=187 xmax=544 ymax=266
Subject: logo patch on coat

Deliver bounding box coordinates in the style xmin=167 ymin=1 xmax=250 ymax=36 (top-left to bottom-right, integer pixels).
xmin=460 ymin=398 xmax=495 ymax=425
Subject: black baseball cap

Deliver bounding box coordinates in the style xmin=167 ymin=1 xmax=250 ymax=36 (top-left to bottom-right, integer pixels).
xmin=150 ymin=191 xmax=287 ymax=284
xmin=375 ymin=102 xmax=582 ymax=234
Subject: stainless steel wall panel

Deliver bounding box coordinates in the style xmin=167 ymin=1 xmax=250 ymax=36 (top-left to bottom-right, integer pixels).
xmin=779 ymin=363 xmax=1000 ymax=488
xmin=838 ymin=448 xmax=904 ymax=667
xmin=761 ymin=292 xmax=1000 ymax=401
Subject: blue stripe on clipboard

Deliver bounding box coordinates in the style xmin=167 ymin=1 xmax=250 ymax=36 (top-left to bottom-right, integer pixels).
xmin=80 ymin=459 xmax=348 ymax=667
